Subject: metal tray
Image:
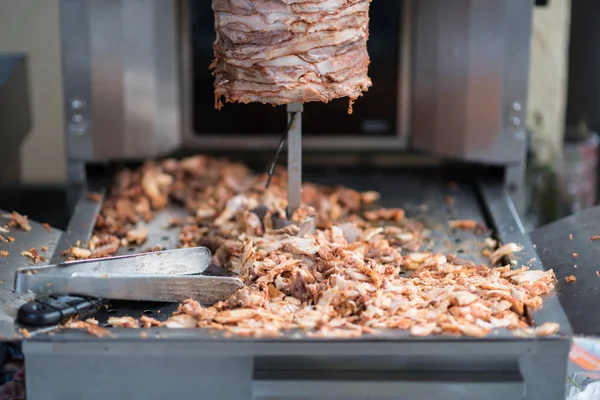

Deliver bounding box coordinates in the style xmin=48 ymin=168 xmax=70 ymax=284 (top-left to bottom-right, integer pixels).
xmin=6 ymin=168 xmax=573 ymax=400
xmin=40 ymin=169 xmax=571 ymax=336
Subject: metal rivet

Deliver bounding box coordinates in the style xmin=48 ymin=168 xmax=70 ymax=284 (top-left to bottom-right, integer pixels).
xmin=72 ymin=114 xmax=84 ymax=124
xmin=71 ymin=99 xmax=85 ymax=110
xmin=511 ymin=117 xmax=521 ymax=126
xmin=512 ymin=102 xmax=522 ymax=112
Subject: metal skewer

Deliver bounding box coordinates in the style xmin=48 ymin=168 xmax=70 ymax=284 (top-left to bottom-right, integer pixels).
xmin=265 ymin=111 xmax=297 ymax=189
xmin=263 ymin=102 xmax=313 ymax=234
xmin=286 ymin=102 xmax=303 ymax=217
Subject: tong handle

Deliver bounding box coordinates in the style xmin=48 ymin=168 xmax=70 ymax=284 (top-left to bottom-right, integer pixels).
xmin=17 ymin=295 xmax=105 ymax=326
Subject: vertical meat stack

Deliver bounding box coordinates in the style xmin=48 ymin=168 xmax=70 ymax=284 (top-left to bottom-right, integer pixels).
xmin=212 ymin=0 xmax=372 ymax=112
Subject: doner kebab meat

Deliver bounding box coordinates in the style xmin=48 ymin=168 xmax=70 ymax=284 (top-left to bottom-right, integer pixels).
xmin=211 ymin=0 xmax=372 ymax=112
xmin=66 ymin=156 xmax=560 ymax=338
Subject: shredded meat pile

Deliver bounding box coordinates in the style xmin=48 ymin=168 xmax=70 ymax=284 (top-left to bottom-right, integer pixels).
xmin=68 ymin=155 xmax=559 ymax=338
xmin=211 ymin=0 xmax=372 ymax=112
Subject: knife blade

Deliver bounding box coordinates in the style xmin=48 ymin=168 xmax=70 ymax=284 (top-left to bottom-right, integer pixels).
xmin=16 ymin=273 xmax=243 ymax=304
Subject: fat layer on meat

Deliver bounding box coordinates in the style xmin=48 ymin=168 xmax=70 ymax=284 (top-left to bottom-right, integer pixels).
xmin=212 ymin=0 xmax=372 ymax=112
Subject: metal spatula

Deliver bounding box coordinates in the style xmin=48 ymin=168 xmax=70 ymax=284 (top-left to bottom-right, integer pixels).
xmin=14 ymin=247 xmax=243 ymax=304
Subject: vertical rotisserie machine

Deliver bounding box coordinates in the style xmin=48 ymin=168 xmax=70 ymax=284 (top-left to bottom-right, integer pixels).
xmin=0 ymin=1 xmax=571 ymax=399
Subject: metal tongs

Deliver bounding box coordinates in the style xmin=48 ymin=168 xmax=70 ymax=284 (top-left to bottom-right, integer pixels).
xmin=14 ymin=247 xmax=243 ymax=304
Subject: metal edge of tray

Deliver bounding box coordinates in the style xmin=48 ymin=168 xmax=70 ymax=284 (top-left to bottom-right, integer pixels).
xmin=477 ymin=181 xmax=573 ymax=337
xmin=0 ymin=186 xmax=106 ymax=339
xmin=50 ymin=186 xmax=106 ymax=264
xmin=27 ymin=174 xmax=570 ymax=347
xmin=0 ymin=212 xmax=63 ymax=339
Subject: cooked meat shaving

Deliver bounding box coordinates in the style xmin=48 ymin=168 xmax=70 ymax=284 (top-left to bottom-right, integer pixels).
xmin=87 ymin=192 xmax=102 ymax=202
xmin=513 ymin=321 xmax=561 ymax=338
xmin=107 ymin=316 xmax=139 ymax=328
xmin=3 ymin=211 xmax=31 ymax=231
xmin=140 ymin=315 xmax=163 ymax=328
xmin=448 ymin=220 xmax=479 ymax=230
xmin=21 ymin=248 xmax=46 ymax=264
xmin=490 ymin=242 xmax=523 ymax=265
xmin=126 ymin=226 xmax=148 ymax=246
xmin=64 ymin=320 xmax=111 ymax=337
xmin=64 ymin=156 xmax=558 ymax=338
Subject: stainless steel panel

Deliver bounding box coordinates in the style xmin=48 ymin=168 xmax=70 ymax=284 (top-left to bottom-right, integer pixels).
xmin=61 ymin=0 xmax=532 ymax=169
xmin=0 ymin=54 xmax=31 ymax=182
xmin=61 ymin=0 xmax=182 ymax=169
xmin=252 ymin=370 xmax=525 ymax=400
xmin=0 ymin=213 xmax=62 ymax=338
xmin=61 ymin=0 xmax=92 ymax=184
xmin=22 ymin=340 xmax=568 ymax=400
xmin=24 ymin=350 xmax=253 ymax=400
xmin=411 ymin=0 xmax=531 ymax=164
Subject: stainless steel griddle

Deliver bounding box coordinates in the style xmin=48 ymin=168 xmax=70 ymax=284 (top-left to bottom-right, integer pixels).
xmin=0 ymin=169 xmax=572 ymax=400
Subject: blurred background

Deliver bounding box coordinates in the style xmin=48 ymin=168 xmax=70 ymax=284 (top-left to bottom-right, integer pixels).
xmin=0 ymin=0 xmax=596 ymax=230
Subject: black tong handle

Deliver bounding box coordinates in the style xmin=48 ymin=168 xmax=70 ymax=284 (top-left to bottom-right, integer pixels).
xmin=17 ymin=295 xmax=105 ymax=326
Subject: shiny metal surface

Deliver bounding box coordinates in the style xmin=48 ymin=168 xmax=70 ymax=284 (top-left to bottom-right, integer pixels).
xmin=49 ymin=187 xmax=105 ymax=263
xmin=411 ymin=0 xmax=531 ymax=164
xmin=61 ymin=0 xmax=533 ymax=171
xmin=0 ymin=213 xmax=62 ymax=337
xmin=61 ymin=0 xmax=182 ymax=181
xmin=477 ymin=181 xmax=572 ymax=335
xmin=0 ymin=54 xmax=31 ymax=182
xmin=23 ymin=338 xmax=568 ymax=400
xmin=15 ymin=247 xmax=212 ymax=293
xmin=15 ymin=273 xmax=243 ymax=304
xmin=61 ymin=0 xmax=93 ymax=184
xmin=530 ymin=205 xmax=600 ymax=336
xmin=252 ymin=370 xmax=525 ymax=400
xmin=287 ymin=103 xmax=303 ymax=217
xmin=397 ymin=0 xmax=413 ymax=145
